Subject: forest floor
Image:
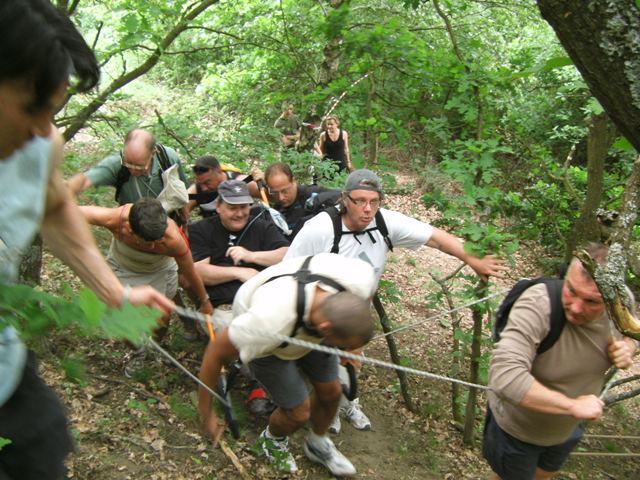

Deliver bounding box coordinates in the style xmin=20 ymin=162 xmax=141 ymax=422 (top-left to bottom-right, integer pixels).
xmin=37 ymin=171 xmax=640 ymax=479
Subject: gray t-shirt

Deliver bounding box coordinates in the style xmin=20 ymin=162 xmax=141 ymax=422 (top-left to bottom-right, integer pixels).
xmin=85 ymin=145 xmax=188 ymax=204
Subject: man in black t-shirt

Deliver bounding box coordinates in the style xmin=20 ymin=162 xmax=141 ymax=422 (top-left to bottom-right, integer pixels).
xmin=190 ymin=179 xmax=289 ymax=415
xmin=264 ymin=162 xmax=334 ymax=240
xmin=190 ymin=179 xmax=289 ymax=305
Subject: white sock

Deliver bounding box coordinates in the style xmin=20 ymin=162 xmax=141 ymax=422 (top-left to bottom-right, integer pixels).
xmin=265 ymin=426 xmax=286 ymax=441
xmin=308 ymin=430 xmax=328 ymax=446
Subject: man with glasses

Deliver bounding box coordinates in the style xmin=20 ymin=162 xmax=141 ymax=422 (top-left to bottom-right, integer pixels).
xmin=67 ymin=129 xmax=188 ymax=206
xmin=285 ymin=169 xmax=507 ymax=434
xmin=190 ymin=180 xmax=289 ymax=414
xmin=264 ymin=162 xmax=334 ymax=239
xmin=186 ymin=155 xmax=260 ymax=218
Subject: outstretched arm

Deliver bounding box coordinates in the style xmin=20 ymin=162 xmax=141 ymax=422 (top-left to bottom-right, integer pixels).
xmin=41 ymin=129 xmax=172 ymax=312
xmin=174 ymin=251 xmax=213 ymax=315
xmin=426 ymin=228 xmax=506 ymax=281
xmin=342 ymin=131 xmax=353 ymax=172
xmin=198 ymin=329 xmax=240 ymax=441
xmin=66 ymin=172 xmax=93 ymax=195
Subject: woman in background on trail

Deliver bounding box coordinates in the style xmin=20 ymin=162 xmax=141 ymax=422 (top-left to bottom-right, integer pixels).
xmin=316 ymin=115 xmax=354 ymax=174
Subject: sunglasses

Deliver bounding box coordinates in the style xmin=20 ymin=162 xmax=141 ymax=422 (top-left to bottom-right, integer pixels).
xmin=193 ymin=165 xmax=211 ymax=175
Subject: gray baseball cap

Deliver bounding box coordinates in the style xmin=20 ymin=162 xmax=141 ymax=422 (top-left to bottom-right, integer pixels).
xmin=217 ymin=180 xmax=253 ymax=205
xmin=344 ymin=169 xmax=383 ymax=195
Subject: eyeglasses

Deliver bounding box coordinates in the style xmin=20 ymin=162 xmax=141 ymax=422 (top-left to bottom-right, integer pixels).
xmin=347 ymin=195 xmax=381 ymax=209
xmin=120 ymin=150 xmax=152 ymax=172
xmin=192 ymin=165 xmax=211 ymax=175
xmin=268 ymin=183 xmax=294 ymax=197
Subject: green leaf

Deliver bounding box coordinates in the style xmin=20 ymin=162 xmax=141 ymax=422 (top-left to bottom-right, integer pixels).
xmin=100 ymin=303 xmax=159 ymax=344
xmin=612 ymin=136 xmax=634 ymax=151
xmin=543 ymin=56 xmax=574 ymax=70
xmin=61 ymin=354 xmax=88 ymax=387
xmin=0 ymin=437 xmax=11 ymax=451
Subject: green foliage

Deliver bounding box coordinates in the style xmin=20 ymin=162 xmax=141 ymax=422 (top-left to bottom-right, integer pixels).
xmin=0 ymin=437 xmax=11 ymax=452
xmin=60 ymin=354 xmax=89 ymax=387
xmin=377 ymin=279 xmax=402 ymax=304
xmin=0 ymin=284 xmax=159 ymax=344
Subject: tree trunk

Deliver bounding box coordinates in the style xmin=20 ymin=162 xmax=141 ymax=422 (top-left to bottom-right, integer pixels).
xmin=537 ymin=1 xmax=640 ymax=151
xmin=372 ymin=294 xmax=417 ymax=413
xmin=318 ymin=0 xmax=348 ymax=87
xmin=564 ymin=113 xmax=617 ymax=260
xmin=463 ymin=281 xmax=488 ymax=445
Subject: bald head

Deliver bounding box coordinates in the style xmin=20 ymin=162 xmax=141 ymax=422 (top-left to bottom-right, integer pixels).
xmin=122 ymin=129 xmax=156 ymax=175
xmin=318 ymin=291 xmax=374 ymax=347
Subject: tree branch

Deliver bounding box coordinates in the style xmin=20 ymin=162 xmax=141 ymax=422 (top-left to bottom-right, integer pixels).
xmin=62 ymin=0 xmax=220 ymax=141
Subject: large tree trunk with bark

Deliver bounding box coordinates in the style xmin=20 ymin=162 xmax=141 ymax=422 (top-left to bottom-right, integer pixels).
xmin=564 ymin=113 xmax=617 ymax=260
xmin=537 ymin=1 xmax=640 ymax=151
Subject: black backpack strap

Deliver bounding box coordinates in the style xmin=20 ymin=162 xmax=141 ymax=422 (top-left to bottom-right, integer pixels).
xmin=493 ymin=277 xmax=566 ymax=355
xmin=263 ymin=256 xmax=347 ymax=346
xmin=374 ymin=210 xmax=393 ymax=252
xmin=326 ymin=207 xmax=343 ymax=254
xmin=538 ymin=278 xmax=566 ymax=355
xmin=155 ymin=144 xmax=172 ymax=171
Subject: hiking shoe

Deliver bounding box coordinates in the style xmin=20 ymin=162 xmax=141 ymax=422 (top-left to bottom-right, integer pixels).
xmin=304 ymin=435 xmax=356 ymax=477
xmin=328 ymin=413 xmax=341 ymax=434
xmin=258 ymin=429 xmax=298 ymax=473
xmin=342 ymin=398 xmax=371 ymax=430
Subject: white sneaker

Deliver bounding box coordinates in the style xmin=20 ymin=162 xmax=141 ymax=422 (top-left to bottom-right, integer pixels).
xmin=258 ymin=429 xmax=298 ymax=473
xmin=341 ymin=398 xmax=371 ymax=430
xmin=328 ymin=413 xmax=341 ymax=434
xmin=304 ymin=435 xmax=356 ymax=477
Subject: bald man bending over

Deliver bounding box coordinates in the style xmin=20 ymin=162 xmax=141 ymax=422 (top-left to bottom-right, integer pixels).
xmin=67 ymin=128 xmax=189 ymax=205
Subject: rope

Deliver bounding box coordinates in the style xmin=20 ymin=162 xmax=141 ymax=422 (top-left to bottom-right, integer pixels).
xmin=173 ymin=306 xmax=492 ymax=392
xmin=323 ymin=72 xmax=371 ymax=119
xmin=570 ymin=452 xmax=640 ymax=457
xmin=600 ymin=368 xmax=618 ymax=400
xmin=147 ymin=338 xmax=230 ymax=408
xmin=369 ymin=288 xmax=508 ymax=342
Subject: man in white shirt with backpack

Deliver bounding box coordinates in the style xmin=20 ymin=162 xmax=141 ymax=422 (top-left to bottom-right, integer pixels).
xmin=286 ymin=168 xmax=506 ymax=433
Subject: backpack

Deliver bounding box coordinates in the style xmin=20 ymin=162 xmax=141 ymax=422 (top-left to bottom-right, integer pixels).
xmin=325 ymin=207 xmax=393 ymax=254
xmin=302 ymin=190 xmax=394 ymax=254
xmin=262 ymin=255 xmax=358 ymax=400
xmin=264 ymin=256 xmax=346 ymax=340
xmin=492 ymin=278 xmax=566 ymax=355
xmin=115 ymin=144 xmax=172 ymax=203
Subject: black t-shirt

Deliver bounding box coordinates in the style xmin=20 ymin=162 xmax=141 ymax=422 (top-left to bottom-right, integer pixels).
xmin=189 ymin=208 xmax=289 ymax=305
xmin=276 ymin=184 xmax=331 ymax=239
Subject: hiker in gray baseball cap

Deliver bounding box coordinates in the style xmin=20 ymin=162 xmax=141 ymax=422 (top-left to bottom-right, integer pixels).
xmin=217 ymin=179 xmax=254 ymax=205
xmin=343 ymin=169 xmax=383 ymax=197
xmin=285 ymin=167 xmax=508 ymax=435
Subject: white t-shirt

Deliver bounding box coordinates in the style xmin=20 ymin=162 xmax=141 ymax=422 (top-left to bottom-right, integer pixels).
xmin=284 ymin=208 xmax=432 ymax=286
xmin=228 ymin=253 xmax=376 ymax=363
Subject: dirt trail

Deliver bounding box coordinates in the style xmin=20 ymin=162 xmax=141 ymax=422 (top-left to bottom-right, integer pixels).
xmin=40 ymin=173 xmax=640 ymax=479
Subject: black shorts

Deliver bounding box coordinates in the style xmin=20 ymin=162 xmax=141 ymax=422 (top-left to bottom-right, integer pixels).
xmin=0 ymin=352 xmax=73 ymax=480
xmin=482 ymin=408 xmax=583 ymax=480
